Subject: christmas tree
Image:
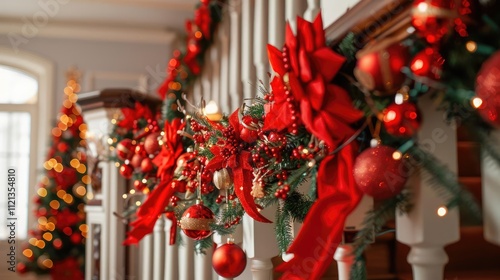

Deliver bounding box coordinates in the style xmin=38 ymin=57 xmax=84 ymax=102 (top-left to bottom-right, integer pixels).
xmin=17 ymin=69 xmax=87 ymax=280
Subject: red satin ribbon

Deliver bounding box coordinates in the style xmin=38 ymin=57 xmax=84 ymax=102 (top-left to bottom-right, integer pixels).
xmin=165 ymin=211 xmax=177 ymax=245
xmin=276 ymin=142 xmax=362 ymax=279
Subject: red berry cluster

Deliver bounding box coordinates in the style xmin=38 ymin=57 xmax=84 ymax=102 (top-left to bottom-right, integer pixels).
xmin=274 ymin=170 xmax=290 ymax=199
xmin=251 ymin=132 xmax=287 ymax=168
xmin=170 ymin=195 xmax=181 ymax=207
xmin=215 ymin=194 xmax=237 ymax=204
xmin=292 ymin=144 xmax=320 ymax=160
xmin=224 ymin=216 xmax=241 ymax=228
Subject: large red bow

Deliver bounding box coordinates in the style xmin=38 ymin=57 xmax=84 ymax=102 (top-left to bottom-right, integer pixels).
xmin=276 ymin=142 xmax=362 ymax=279
xmin=118 ymin=102 xmax=153 ymax=129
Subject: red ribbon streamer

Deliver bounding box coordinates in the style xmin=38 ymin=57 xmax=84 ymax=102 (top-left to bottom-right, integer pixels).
xmin=276 ymin=142 xmax=362 ymax=279
xmin=165 ymin=211 xmax=177 ymax=245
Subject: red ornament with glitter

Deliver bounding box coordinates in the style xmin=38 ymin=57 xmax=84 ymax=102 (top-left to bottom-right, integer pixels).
xmin=411 ymin=0 xmax=456 ymax=44
xmin=475 ymin=51 xmax=500 ymax=127
xmin=179 ymin=201 xmax=214 ymax=240
xmin=212 ymin=239 xmax=247 ymax=278
xmin=144 ymin=132 xmax=161 ymax=155
xmin=116 ymin=139 xmax=135 ymax=160
xmin=410 ymin=47 xmax=444 ymax=79
xmin=354 ymin=40 xmax=410 ymax=94
xmin=353 ymin=145 xmax=408 ymax=199
xmin=383 ymin=102 xmax=422 ymax=138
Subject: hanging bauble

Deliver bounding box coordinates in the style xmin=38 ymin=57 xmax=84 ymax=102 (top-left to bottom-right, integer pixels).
xmin=383 ymin=102 xmax=422 ymax=138
xmin=213 ymin=168 xmax=233 ymax=190
xmin=119 ymin=164 xmax=134 ymax=179
xmin=130 ymin=154 xmax=144 ymax=168
xmin=240 ymin=116 xmax=259 ymax=143
xmin=140 ymin=158 xmax=154 ymax=173
xmin=116 ymin=139 xmax=135 ymax=160
xmin=475 ymin=51 xmax=500 ymax=127
xmin=179 ymin=201 xmax=214 ymax=240
xmin=212 ymin=239 xmax=247 ymax=278
xmin=144 ymin=132 xmax=161 ymax=155
xmin=133 ymin=179 xmax=147 ymax=191
xmin=354 ymin=40 xmax=410 ymax=94
xmin=411 ymin=0 xmax=455 ymax=44
xmin=135 ymin=143 xmax=148 ymax=157
xmin=353 ymin=145 xmax=408 ymax=199
xmin=410 ymin=47 xmax=444 ymax=80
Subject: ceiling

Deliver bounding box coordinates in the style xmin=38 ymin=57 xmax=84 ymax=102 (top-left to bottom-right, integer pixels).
xmin=0 ymin=0 xmax=200 ymax=33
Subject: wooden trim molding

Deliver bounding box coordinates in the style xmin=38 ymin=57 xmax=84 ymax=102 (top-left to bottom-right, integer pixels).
xmin=77 ymin=88 xmax=162 ymax=112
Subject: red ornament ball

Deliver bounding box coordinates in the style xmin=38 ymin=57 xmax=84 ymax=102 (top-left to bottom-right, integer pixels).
xmin=179 ymin=202 xmax=214 ymax=240
xmin=411 ymin=0 xmax=455 ymax=44
xmin=119 ymin=164 xmax=134 ymax=179
xmin=116 ymin=139 xmax=135 ymax=160
xmin=144 ymin=132 xmax=161 ymax=155
xmin=135 ymin=143 xmax=148 ymax=157
xmin=130 ymin=154 xmax=144 ymax=168
xmin=383 ymin=102 xmax=422 ymax=138
xmin=212 ymin=242 xmax=247 ymax=278
xmin=17 ymin=262 xmax=28 ymax=274
xmin=354 ymin=41 xmax=410 ymax=94
xmin=133 ymin=179 xmax=147 ymax=191
xmin=410 ymin=47 xmax=444 ymax=79
xmin=353 ymin=145 xmax=408 ymax=199
xmin=476 ymin=51 xmax=500 ymax=127
xmin=141 ymin=158 xmax=154 ymax=173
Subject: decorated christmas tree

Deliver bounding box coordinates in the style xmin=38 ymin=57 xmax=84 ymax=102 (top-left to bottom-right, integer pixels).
xmin=17 ymin=69 xmax=87 ymax=280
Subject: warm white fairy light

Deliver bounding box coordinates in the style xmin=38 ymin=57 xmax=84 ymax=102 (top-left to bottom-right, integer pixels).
xmin=471 ymin=97 xmax=483 ymax=109
xmin=437 ymin=206 xmax=447 ymax=217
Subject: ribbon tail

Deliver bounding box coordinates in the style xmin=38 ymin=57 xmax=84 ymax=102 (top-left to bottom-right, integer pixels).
xmin=165 ymin=212 xmax=177 ymax=246
xmin=233 ymin=167 xmax=272 ymax=223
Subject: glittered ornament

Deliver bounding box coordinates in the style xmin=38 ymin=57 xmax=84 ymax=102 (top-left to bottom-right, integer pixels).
xmin=179 ymin=201 xmax=214 ymax=240
xmin=475 ymin=51 xmax=500 ymax=127
xmin=410 ymin=47 xmax=444 ymax=79
xmin=354 ymin=40 xmax=410 ymax=94
xmin=240 ymin=115 xmax=259 ymax=143
xmin=144 ymin=132 xmax=161 ymax=155
xmin=116 ymin=139 xmax=135 ymax=160
xmin=383 ymin=102 xmax=422 ymax=137
xmin=119 ymin=164 xmax=134 ymax=179
xmin=212 ymin=240 xmax=247 ymax=278
xmin=411 ymin=0 xmax=455 ymax=44
xmin=213 ymin=168 xmax=232 ymax=190
xmin=141 ymin=158 xmax=154 ymax=173
xmin=353 ymin=145 xmax=408 ymax=199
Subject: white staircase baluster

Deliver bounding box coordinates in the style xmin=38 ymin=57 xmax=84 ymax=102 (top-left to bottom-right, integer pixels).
xmin=195 ymin=241 xmax=213 ymax=280
xmin=218 ymin=16 xmax=230 ymax=113
xmin=483 ymin=130 xmax=500 ymax=246
xmin=304 ymin=0 xmax=321 ymax=21
xmin=285 ymin=0 xmax=307 ymax=32
xmin=153 ymin=216 xmax=165 ymax=280
xmin=396 ymin=94 xmax=460 ymax=280
xmin=268 ymin=0 xmax=285 ymax=47
xmin=253 ymin=0 xmax=269 ymax=90
xmin=241 ymin=0 xmax=256 ymax=100
xmin=140 ymin=234 xmax=154 ymax=280
xmin=164 ymin=217 xmax=179 ymax=280
xmin=179 ymin=232 xmax=195 ymax=280
xmin=229 ymin=0 xmax=243 ymax=110
xmin=211 ymin=37 xmax=221 ymax=105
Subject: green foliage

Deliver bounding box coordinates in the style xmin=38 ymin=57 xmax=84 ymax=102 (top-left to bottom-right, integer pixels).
xmin=275 ymin=202 xmax=294 ymax=253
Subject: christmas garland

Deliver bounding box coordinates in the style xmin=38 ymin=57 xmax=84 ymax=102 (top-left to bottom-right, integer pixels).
xmin=109 ymin=0 xmax=500 ymax=279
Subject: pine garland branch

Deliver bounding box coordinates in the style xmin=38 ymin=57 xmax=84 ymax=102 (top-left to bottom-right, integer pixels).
xmin=407 ymin=145 xmax=482 ymax=221
xmin=283 ymin=191 xmax=314 ymax=223
xmin=275 ymin=201 xmax=294 ymax=253
xmin=195 ymin=236 xmax=214 ymax=254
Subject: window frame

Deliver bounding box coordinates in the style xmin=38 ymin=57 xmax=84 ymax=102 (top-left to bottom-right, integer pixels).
xmin=0 ymin=47 xmax=54 ymax=239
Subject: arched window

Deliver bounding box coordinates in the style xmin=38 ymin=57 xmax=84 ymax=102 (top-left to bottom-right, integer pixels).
xmin=0 ymin=48 xmax=54 ymax=243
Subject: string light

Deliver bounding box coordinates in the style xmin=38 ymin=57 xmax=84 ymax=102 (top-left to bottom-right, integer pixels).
xmin=466 ymin=41 xmax=477 ymax=53
xmin=437 ymin=206 xmax=448 ymax=217
xmin=471 ymin=97 xmax=483 ymax=109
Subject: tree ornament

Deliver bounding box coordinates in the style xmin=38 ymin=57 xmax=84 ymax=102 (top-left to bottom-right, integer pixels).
xmin=353 ymin=145 xmax=408 ymax=199
xmin=240 ymin=115 xmax=259 ymax=143
xmin=354 ymin=40 xmax=410 ymax=94
xmin=144 ymin=132 xmax=161 ymax=155
xmin=116 ymin=139 xmax=135 ymax=160
xmin=213 ymin=168 xmax=232 ymax=190
xmin=411 ymin=0 xmax=455 ymax=44
xmin=140 ymin=158 xmax=154 ymax=173
xmin=130 ymin=154 xmax=144 ymax=168
xmin=475 ymin=51 xmax=500 ymax=127
xmin=135 ymin=143 xmax=148 ymax=157
xmin=119 ymin=164 xmax=133 ymax=179
xmin=133 ymin=179 xmax=147 ymax=191
xmin=179 ymin=200 xmax=214 ymax=240
xmin=383 ymin=102 xmax=422 ymax=138
xmin=410 ymin=47 xmax=444 ymax=79
xmin=212 ymin=239 xmax=247 ymax=278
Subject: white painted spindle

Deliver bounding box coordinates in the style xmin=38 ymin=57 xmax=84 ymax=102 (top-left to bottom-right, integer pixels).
xmin=153 ymin=217 xmax=165 ymax=280
xmin=218 ymin=17 xmax=230 ymax=113
xmin=202 ymin=48 xmax=213 ymax=103
xmin=285 ymin=0 xmax=307 ymax=32
xmin=229 ymin=0 xmax=243 ymax=110
xmin=211 ymin=37 xmax=221 ymax=106
xmin=241 ymin=0 xmax=256 ymax=100
xmin=483 ymin=130 xmax=500 ymax=246
xmin=194 ymin=244 xmax=213 ymax=280
xmin=179 ymin=232 xmax=195 ymax=280
xmin=268 ymin=0 xmax=285 ymax=47
xmin=164 ymin=218 xmax=179 ymax=280
xmin=253 ymin=0 xmax=269 ymax=89
xmin=140 ymin=234 xmax=154 ymax=280
xmin=304 ymin=0 xmax=321 ymax=21
xmin=396 ymin=94 xmax=460 ymax=280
